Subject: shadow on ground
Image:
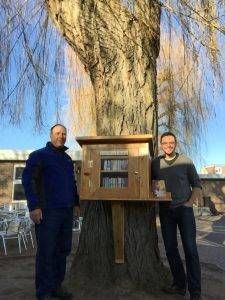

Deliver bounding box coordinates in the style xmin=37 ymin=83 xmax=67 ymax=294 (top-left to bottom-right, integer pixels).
xmin=0 ymin=219 xmax=225 ymax=300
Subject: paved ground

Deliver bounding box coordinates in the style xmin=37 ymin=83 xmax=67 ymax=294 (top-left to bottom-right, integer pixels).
xmin=196 ymin=214 xmax=225 ymax=270
xmin=0 ymin=213 xmax=224 ymax=299
xmin=157 ymin=213 xmax=225 ymax=271
xmin=157 ymin=213 xmax=225 ymax=300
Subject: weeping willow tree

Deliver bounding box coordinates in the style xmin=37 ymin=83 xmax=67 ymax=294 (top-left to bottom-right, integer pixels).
xmin=1 ymin=0 xmax=225 ymax=298
xmin=157 ymin=32 xmax=214 ymax=154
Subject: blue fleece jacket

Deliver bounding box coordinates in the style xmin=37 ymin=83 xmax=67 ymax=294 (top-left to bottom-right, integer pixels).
xmin=22 ymin=142 xmax=79 ymax=211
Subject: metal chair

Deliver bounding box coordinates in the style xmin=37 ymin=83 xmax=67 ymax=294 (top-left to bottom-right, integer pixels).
xmin=72 ymin=217 xmax=83 ymax=243
xmin=73 ymin=216 xmax=83 ymax=232
xmin=0 ymin=219 xmax=26 ymax=255
xmin=20 ymin=217 xmax=35 ymax=249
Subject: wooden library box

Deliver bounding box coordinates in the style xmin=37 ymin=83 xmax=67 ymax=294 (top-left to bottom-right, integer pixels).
xmin=76 ymin=134 xmax=171 ymax=264
xmin=76 ymin=134 xmax=170 ymax=201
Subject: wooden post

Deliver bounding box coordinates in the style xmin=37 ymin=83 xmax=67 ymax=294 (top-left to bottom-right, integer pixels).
xmin=111 ymin=201 xmax=124 ymax=264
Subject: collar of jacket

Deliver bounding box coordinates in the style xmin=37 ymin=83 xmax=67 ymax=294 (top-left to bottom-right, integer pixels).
xmin=46 ymin=141 xmax=68 ymax=153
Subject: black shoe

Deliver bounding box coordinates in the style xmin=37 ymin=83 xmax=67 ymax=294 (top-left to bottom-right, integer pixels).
xmin=37 ymin=294 xmax=52 ymax=300
xmin=51 ymin=285 xmax=73 ymax=299
xmin=163 ymin=284 xmax=186 ymax=296
xmin=190 ymin=294 xmax=201 ymax=300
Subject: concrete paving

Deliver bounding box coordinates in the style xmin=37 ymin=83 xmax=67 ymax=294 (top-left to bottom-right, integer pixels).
xmin=0 ymin=213 xmax=224 ymax=300
xmin=157 ymin=213 xmax=225 ymax=270
xmin=157 ymin=213 xmax=225 ymax=300
xmin=196 ymin=214 xmax=225 ymax=271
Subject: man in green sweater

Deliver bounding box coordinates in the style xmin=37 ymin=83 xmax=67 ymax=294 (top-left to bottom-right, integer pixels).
xmin=151 ymin=132 xmax=202 ymax=300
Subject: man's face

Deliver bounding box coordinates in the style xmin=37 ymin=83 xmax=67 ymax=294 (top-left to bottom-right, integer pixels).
xmin=160 ymin=135 xmax=176 ymax=156
xmin=50 ymin=125 xmax=67 ymax=148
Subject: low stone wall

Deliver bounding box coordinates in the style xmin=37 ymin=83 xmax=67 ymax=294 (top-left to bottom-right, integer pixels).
xmin=201 ymin=177 xmax=225 ymax=213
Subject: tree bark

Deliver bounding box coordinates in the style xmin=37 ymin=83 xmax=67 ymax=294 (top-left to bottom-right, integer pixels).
xmin=72 ymin=201 xmax=169 ymax=292
xmin=46 ymin=1 xmax=168 ymax=298
xmin=46 ymin=0 xmax=160 ymax=135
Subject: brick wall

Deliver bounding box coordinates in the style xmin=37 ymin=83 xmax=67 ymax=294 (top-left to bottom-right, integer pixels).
xmin=0 ymin=163 xmax=14 ymax=203
xmin=0 ymin=161 xmax=80 ymax=204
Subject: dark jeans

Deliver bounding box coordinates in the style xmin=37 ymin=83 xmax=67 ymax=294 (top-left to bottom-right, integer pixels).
xmin=159 ymin=205 xmax=201 ymax=297
xmin=35 ymin=207 xmax=73 ymax=299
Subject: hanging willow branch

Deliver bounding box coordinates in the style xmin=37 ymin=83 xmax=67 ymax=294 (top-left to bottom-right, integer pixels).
xmin=0 ymin=0 xmax=224 ymax=145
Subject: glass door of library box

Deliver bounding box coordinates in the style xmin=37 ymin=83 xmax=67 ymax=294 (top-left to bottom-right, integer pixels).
xmin=86 ymin=145 xmax=140 ymax=200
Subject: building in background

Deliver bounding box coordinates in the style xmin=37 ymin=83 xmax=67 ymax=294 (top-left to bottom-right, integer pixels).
xmin=200 ymin=164 xmax=225 ymax=213
xmin=0 ymin=150 xmax=224 ymax=213
xmin=201 ymin=164 xmax=225 ymax=175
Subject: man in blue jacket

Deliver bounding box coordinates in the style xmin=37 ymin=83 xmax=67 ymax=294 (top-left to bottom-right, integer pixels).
xmin=22 ymin=124 xmax=80 ymax=300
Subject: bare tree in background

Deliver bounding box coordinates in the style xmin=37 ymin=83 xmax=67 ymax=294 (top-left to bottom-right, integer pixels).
xmin=1 ymin=0 xmax=225 ymax=298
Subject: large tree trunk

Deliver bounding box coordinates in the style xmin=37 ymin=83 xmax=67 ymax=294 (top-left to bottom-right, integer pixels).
xmin=46 ymin=0 xmax=160 ymax=136
xmin=46 ymin=1 xmax=168 ymax=298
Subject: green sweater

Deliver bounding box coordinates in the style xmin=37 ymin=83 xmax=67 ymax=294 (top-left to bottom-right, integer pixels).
xmin=151 ymin=153 xmax=201 ymax=207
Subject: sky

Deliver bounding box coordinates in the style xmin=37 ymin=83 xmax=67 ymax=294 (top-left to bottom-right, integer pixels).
xmin=0 ymin=99 xmax=224 ymax=173
xmin=0 ymin=2 xmax=224 ymax=174
xmin=199 ymin=100 xmax=225 ymax=170
xmin=0 ymin=108 xmax=79 ymax=151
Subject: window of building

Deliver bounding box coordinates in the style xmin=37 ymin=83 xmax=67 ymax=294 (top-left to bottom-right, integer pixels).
xmin=215 ymin=167 xmax=222 ymax=174
xmin=12 ymin=164 xmax=26 ymax=201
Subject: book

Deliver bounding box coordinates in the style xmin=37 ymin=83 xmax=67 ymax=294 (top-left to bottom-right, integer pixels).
xmin=152 ymin=180 xmax=167 ymax=197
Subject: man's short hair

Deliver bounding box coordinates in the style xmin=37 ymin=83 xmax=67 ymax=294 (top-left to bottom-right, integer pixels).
xmin=50 ymin=124 xmax=67 ymax=133
xmin=160 ymin=131 xmax=177 ymax=143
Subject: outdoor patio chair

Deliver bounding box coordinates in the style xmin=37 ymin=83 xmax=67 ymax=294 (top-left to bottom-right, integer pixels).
xmin=73 ymin=216 xmax=83 ymax=232
xmin=0 ymin=220 xmax=8 ymax=231
xmin=0 ymin=219 xmax=26 ymax=255
xmin=3 ymin=203 xmax=13 ymax=212
xmin=72 ymin=217 xmax=83 ymax=243
xmin=20 ymin=217 xmax=35 ymax=249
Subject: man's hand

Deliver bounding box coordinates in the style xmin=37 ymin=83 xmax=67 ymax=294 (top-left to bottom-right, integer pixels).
xmin=30 ymin=208 xmax=42 ymax=224
xmin=188 ymin=187 xmax=202 ymax=205
xmin=74 ymin=206 xmax=81 ymax=217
